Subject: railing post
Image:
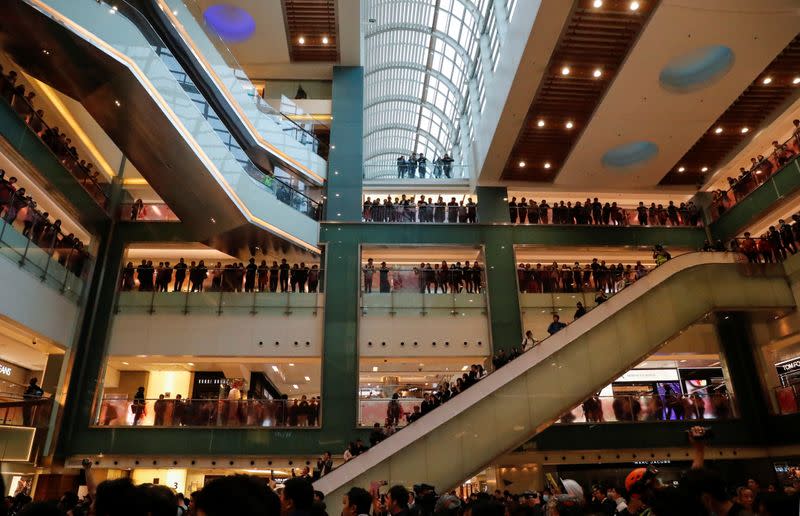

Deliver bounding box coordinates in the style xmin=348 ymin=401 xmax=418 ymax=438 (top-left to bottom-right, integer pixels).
xmin=40 ymin=231 xmax=55 ymax=283
xmin=148 ymin=286 xmax=156 ymax=315
xmin=60 ymin=247 xmax=75 ymax=293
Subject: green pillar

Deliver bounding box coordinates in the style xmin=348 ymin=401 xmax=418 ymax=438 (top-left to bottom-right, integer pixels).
xmin=484 ymin=226 xmax=522 ymax=354
xmin=476 ymin=186 xmax=509 ymax=223
xmin=715 ymin=312 xmax=770 ymax=443
xmin=320 ymin=239 xmax=361 ymax=446
xmin=326 ymin=66 xmax=364 ymax=222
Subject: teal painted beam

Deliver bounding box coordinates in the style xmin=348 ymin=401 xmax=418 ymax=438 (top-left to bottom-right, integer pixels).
xmin=321 ymin=222 xmax=707 ymax=249
xmin=710 ymin=158 xmax=800 ymax=241
xmin=0 ymin=101 xmax=108 ymax=229
xmin=326 ymin=67 xmax=364 ymax=222
xmin=483 ymin=226 xmax=522 ymax=353
xmin=476 ymin=187 xmax=509 ymax=223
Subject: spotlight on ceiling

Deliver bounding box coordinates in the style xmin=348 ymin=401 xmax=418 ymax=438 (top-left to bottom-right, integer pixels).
xmin=537 ymin=119 xmax=545 ymax=127
xmin=714 ymin=127 xmax=723 ymax=134
xmin=701 ymin=166 xmax=708 ymax=172
xmin=561 ymin=66 xmax=570 ymax=75
xmin=518 ymin=161 xmax=526 ymax=168
xmin=793 ymin=77 xmax=800 ymax=85
xmin=762 ymin=77 xmax=772 ymax=85
xmin=298 ymin=36 xmax=305 ymax=45
xmin=629 ymin=1 xmax=640 ymax=10
xmin=322 ymin=36 xmax=329 ymax=45
xmin=593 ymin=0 xmax=603 ymax=7
xmin=741 ymin=127 xmax=749 ymax=134
xmin=593 ymin=68 xmax=602 ymax=78
xmin=678 ymin=166 xmax=685 ymax=172
xmin=544 ymin=162 xmax=552 ymax=169
xmin=565 ymin=121 xmax=574 ymax=129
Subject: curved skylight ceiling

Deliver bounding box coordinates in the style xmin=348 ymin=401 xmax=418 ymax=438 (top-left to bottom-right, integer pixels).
xmin=364 ymin=0 xmax=507 ymax=167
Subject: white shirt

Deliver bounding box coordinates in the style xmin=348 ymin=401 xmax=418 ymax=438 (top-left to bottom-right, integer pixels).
xmin=522 ymin=336 xmax=536 ymax=352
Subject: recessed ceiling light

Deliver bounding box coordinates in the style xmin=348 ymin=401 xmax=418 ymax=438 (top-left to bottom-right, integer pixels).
xmin=322 ymin=36 xmax=329 ymax=45
xmin=629 ymin=1 xmax=640 ymax=10
xmin=544 ymin=162 xmax=552 ymax=169
xmin=42 ymin=49 xmax=50 ymax=55
xmin=537 ymin=119 xmax=545 ymax=127
xmin=518 ymin=161 xmax=526 ymax=167
xmin=793 ymin=77 xmax=800 ymax=85
xmin=741 ymin=127 xmax=749 ymax=134
xmin=565 ymin=121 xmax=574 ymax=129
xmin=701 ymin=166 xmax=708 ymax=172
xmin=593 ymin=0 xmax=603 ymax=7
xmin=187 ymin=362 xmax=194 ymax=366
xmin=304 ymin=376 xmax=311 ymax=381
xmin=289 ymin=363 xmax=295 ymax=366
xmin=762 ymin=77 xmax=772 ymax=85
xmin=272 ymin=365 xmax=280 ymax=372
xmin=298 ymin=36 xmax=305 ymax=45
xmin=372 ymin=366 xmax=378 ymax=372
xmin=122 ymin=361 xmax=129 ymax=365
xmin=114 ymin=100 xmax=121 ymax=107
xmin=678 ymin=166 xmax=685 ymax=172
xmin=561 ymin=66 xmax=570 ymax=75
xmin=593 ymin=68 xmax=602 ymax=78
xmin=292 ymin=384 xmax=299 ymax=389
xmin=714 ymin=127 xmax=723 ymax=134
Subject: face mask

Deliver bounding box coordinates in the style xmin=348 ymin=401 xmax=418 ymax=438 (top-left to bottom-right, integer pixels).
xmin=542 ymin=495 xmax=550 ymax=503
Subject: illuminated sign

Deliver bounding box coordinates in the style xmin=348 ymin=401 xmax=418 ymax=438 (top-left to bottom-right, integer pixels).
xmin=616 ymin=369 xmax=680 ymax=383
xmin=775 ymin=357 xmax=800 ymax=375
xmin=0 ymin=365 xmax=11 ymax=376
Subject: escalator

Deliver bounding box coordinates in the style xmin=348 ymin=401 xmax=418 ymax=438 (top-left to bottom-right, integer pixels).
xmin=132 ymin=0 xmax=328 ymax=184
xmin=315 ymin=253 xmax=796 ymax=499
xmin=0 ymin=0 xmax=321 ymax=253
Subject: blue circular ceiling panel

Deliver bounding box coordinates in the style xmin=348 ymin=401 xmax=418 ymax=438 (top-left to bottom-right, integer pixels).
xmin=203 ymin=5 xmax=256 ymax=43
xmin=659 ymin=45 xmax=734 ymax=93
xmin=602 ymin=141 xmax=658 ymax=169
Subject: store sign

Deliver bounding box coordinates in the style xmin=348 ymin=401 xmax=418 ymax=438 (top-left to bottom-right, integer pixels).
xmin=616 ymin=369 xmax=680 ymax=383
xmin=0 ymin=365 xmax=11 ymax=376
xmin=775 ymin=357 xmax=800 ymax=375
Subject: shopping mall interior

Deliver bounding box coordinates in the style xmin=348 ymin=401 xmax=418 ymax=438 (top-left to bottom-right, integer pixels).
xmin=0 ymin=0 xmax=799 ymax=514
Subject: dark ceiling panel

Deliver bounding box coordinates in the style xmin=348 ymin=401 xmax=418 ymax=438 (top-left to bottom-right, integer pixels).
xmin=281 ymin=0 xmax=340 ymax=62
xmin=502 ymin=0 xmax=657 ymax=182
xmin=661 ymin=35 xmax=800 ymax=186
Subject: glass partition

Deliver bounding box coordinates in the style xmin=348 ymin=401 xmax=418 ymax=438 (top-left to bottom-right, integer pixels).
xmin=555 ymin=393 xmax=736 ymax=424
xmin=709 ymin=135 xmax=800 ymax=220
xmin=0 ymin=200 xmax=89 ymax=302
xmin=362 ymin=195 xmax=478 ymax=223
xmin=509 ymin=199 xmax=703 ymax=227
xmin=120 ymin=202 xmax=180 ymax=222
xmin=0 ymin=394 xmax=55 ymax=428
xmin=363 ymin=163 xmax=470 ymax=181
xmin=95 ymin=397 xmax=320 ymax=428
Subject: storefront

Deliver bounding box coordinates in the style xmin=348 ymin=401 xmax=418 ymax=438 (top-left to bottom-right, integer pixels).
xmin=0 ymin=358 xmax=35 ymax=399
xmin=774 ymin=356 xmax=800 ymax=414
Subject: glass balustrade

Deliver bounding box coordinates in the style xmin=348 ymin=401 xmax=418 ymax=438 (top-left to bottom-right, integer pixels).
xmin=363 ymin=163 xmax=469 ymax=181
xmin=94 ymin=397 xmax=320 ymax=428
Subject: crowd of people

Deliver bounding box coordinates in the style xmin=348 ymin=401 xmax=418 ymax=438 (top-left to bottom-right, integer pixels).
xmin=0 ymin=171 xmax=90 ymax=277
xmin=509 ymin=198 xmax=701 ymax=227
xmin=395 ymin=153 xmax=455 ymax=179
xmin=1 ymin=65 xmax=109 ymax=204
xmin=712 ymin=120 xmax=800 ymax=217
xmin=348 ymin=364 xmax=489 ymax=457
xmin=6 ymin=426 xmax=798 ymax=515
xmin=100 ymin=386 xmax=321 ymax=428
xmin=732 ymin=214 xmax=800 ymax=264
xmin=362 ymin=259 xmax=484 ymax=294
xmin=363 ymin=195 xmax=478 ymax=223
xmin=120 ymin=258 xmax=322 ymax=293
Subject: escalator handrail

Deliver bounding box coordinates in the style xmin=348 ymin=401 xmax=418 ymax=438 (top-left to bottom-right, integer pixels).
xmin=314 ymin=252 xmax=777 ymax=493
xmin=95 ymin=0 xmax=321 ymax=215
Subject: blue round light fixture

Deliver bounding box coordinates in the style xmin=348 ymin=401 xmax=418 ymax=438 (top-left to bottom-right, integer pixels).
xmin=659 ymin=45 xmax=734 ymax=93
xmin=602 ymin=141 xmax=658 ymax=169
xmin=203 ymin=5 xmax=256 ymax=43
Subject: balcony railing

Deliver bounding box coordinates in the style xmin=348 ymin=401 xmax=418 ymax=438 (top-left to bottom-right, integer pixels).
xmin=0 ymin=201 xmax=89 ymax=302
xmin=361 ymin=265 xmax=484 ymax=294
xmin=363 ymin=163 xmax=469 ymax=181
xmin=710 ymin=134 xmax=800 ymax=220
xmin=509 ymin=202 xmax=703 ymax=227
xmin=94 ymin=397 xmax=320 ymax=428
xmin=555 ymin=393 xmax=736 ymax=424
xmin=362 ymin=198 xmax=478 ymax=223
xmin=357 ymin=393 xmax=736 ymax=428
xmin=2 ymin=80 xmax=111 ymax=208
xmin=120 ymin=202 xmax=180 ymax=222
xmin=0 ymin=394 xmax=54 ymax=428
